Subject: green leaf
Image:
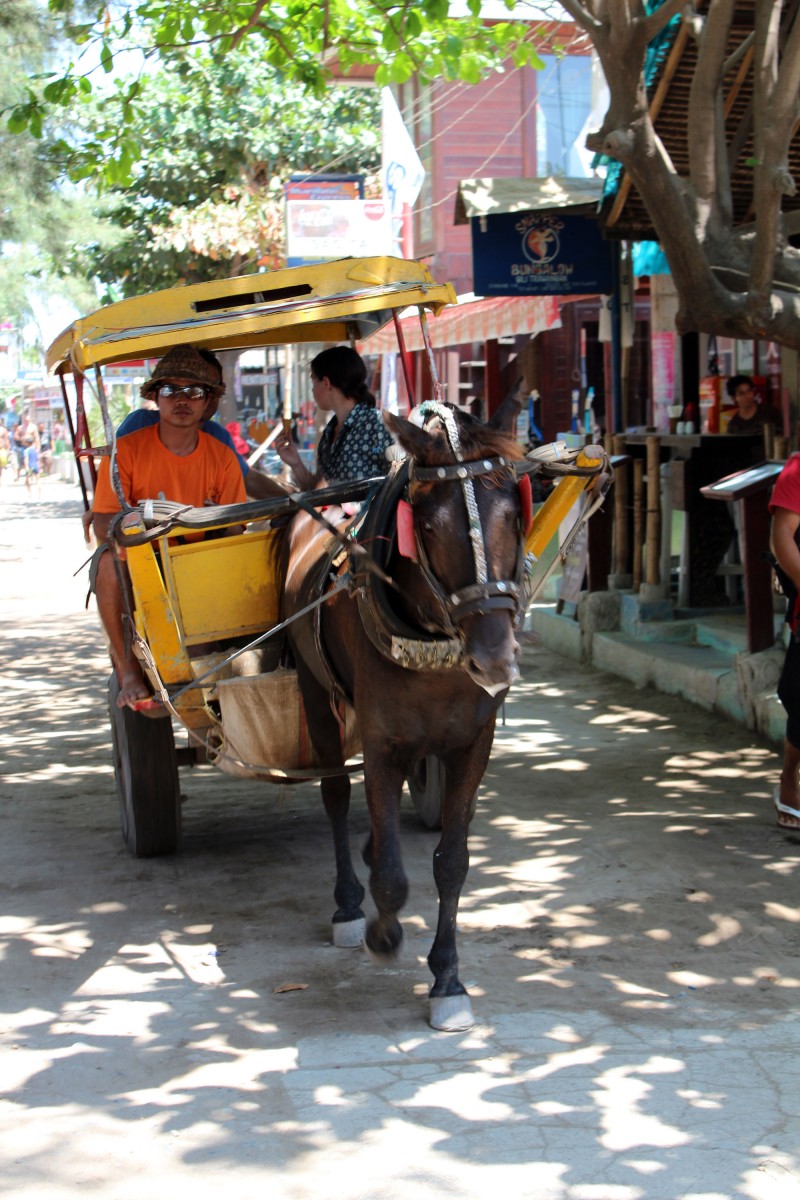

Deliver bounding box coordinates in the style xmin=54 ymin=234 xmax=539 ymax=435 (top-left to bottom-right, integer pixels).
xmin=386 ymin=54 xmax=414 ymax=84
xmin=382 ymin=24 xmax=400 ymax=52
xmin=100 ymin=42 xmax=113 ymax=73
xmin=6 ymin=108 xmax=30 ymax=135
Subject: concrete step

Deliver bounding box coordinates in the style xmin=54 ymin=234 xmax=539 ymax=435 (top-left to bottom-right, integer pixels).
xmin=525 ymin=601 xmax=786 ymax=745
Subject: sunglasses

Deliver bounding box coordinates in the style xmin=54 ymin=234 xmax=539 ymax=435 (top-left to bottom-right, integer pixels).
xmin=157 ymin=384 xmax=208 ymax=401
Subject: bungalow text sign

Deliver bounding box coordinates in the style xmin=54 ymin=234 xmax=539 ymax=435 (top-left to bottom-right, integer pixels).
xmin=470 ymin=210 xmax=614 ymax=297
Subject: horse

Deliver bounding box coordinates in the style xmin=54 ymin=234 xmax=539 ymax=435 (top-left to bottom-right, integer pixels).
xmin=280 ymin=395 xmax=527 ymax=1031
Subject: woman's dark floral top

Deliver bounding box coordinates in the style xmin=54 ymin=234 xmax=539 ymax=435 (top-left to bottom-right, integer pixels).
xmin=317 ymin=403 xmax=394 ymax=482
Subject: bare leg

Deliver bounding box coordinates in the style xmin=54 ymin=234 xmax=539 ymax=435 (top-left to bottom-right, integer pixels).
xmin=94 ymin=550 xmax=149 ymax=708
xmin=777 ymin=738 xmax=800 ymax=829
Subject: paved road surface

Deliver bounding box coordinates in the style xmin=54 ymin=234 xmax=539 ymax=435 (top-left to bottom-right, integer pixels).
xmin=1 ymin=477 xmax=799 ymax=1200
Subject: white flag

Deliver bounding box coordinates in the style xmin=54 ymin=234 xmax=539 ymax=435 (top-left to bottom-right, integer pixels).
xmin=381 ymin=87 xmax=425 ymax=217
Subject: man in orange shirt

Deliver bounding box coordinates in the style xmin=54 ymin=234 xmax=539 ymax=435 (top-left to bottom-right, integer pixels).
xmin=92 ymin=346 xmax=247 ymax=710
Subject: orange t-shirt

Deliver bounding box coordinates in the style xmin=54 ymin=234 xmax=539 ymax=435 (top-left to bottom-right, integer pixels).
xmin=93 ymin=423 xmax=247 ymax=514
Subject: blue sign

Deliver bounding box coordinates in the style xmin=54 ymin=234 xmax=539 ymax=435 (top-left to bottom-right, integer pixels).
xmin=470 ymin=211 xmax=614 ymax=296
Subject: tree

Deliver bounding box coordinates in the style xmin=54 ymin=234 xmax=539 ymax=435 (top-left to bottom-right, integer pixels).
xmin=8 ymin=0 xmax=547 ymax=188
xmin=79 ymin=47 xmax=382 ymax=298
xmin=0 ymin=0 xmax=109 ymax=338
xmin=12 ymin=1 xmax=800 ymax=350
xmin=560 ymin=0 xmax=800 ymax=348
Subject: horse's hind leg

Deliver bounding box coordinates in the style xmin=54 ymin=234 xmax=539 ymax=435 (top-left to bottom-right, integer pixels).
xmin=362 ymin=754 xmax=408 ymax=963
xmin=322 ymin=773 xmax=367 ymax=947
xmin=296 ymin=665 xmax=365 ymax=947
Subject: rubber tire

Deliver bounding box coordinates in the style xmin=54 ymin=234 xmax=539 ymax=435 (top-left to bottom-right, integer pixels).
xmin=407 ymin=756 xmax=478 ymax=831
xmin=108 ymin=674 xmax=181 ymax=857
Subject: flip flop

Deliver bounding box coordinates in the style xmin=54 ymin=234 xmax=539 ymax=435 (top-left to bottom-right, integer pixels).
xmin=774 ymin=786 xmax=800 ymax=833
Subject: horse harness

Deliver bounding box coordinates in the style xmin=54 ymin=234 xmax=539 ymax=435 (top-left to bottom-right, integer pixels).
xmin=312 ymin=403 xmax=531 ymax=690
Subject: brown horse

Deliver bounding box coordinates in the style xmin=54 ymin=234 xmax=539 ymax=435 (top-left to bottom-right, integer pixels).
xmin=281 ymin=396 xmax=526 ymax=1030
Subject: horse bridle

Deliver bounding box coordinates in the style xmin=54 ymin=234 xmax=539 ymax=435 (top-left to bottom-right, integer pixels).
xmin=406 ymin=403 xmax=527 ymax=635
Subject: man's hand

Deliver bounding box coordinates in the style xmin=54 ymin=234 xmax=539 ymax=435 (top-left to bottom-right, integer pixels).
xmin=81 ymin=507 xmax=95 ymax=546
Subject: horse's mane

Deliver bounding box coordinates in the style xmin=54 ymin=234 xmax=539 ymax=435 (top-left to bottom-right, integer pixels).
xmin=420 ymin=413 xmax=523 ymax=466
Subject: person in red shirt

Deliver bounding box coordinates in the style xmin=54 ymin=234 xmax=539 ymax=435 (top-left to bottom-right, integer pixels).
xmin=92 ymin=346 xmax=246 ymax=711
xmin=769 ymin=454 xmax=800 ymax=833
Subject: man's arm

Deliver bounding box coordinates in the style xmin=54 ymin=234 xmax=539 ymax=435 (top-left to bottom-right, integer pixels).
xmin=771 ymin=507 xmax=800 ymax=591
xmin=92 ymin=512 xmax=115 ymax=543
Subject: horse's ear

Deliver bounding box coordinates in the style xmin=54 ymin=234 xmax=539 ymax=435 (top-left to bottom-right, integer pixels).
xmin=488 ymin=378 xmax=525 ymax=435
xmin=383 ymin=411 xmax=440 ymax=463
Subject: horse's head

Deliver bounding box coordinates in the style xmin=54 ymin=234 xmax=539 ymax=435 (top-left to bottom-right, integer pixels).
xmin=384 ymin=393 xmax=525 ymax=696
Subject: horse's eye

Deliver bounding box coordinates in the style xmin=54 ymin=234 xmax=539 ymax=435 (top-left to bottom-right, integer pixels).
xmin=422 ymin=521 xmax=434 ymax=533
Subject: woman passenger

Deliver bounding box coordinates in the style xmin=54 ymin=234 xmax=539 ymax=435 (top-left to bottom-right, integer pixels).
xmin=275 ymin=346 xmax=394 ymax=489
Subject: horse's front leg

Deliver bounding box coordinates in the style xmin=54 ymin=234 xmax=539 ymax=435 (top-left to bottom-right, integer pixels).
xmin=362 ymin=750 xmax=408 ymax=962
xmin=427 ymin=721 xmax=496 ymax=1032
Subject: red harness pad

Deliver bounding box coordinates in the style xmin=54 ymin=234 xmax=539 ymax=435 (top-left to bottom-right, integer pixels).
xmin=397 ymin=499 xmax=418 ymax=561
xmin=519 ymin=473 xmax=533 ymax=535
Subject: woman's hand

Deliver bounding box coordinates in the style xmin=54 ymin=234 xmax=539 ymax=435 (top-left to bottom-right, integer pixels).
xmin=275 ymin=431 xmax=301 ymax=470
xmin=275 ymin=431 xmax=314 ymax=490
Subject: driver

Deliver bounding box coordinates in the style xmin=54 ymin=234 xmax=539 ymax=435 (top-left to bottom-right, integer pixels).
xmin=91 ymin=346 xmax=246 ymax=711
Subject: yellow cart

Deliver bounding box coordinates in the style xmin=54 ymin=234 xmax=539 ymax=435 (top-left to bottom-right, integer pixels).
xmin=47 ymin=255 xmax=606 ymax=857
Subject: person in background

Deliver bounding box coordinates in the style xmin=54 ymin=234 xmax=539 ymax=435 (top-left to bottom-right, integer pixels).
xmin=38 ymin=423 xmax=52 ymax=476
xmin=726 ymin=375 xmax=779 ymax=433
xmin=769 ymin=453 xmax=800 ymax=834
xmin=0 ymin=423 xmax=9 ymax=484
xmin=275 ymin=346 xmax=393 ymax=489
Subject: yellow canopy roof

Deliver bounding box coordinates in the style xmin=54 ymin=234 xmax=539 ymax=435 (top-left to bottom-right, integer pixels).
xmin=46 ymin=256 xmax=456 ymax=374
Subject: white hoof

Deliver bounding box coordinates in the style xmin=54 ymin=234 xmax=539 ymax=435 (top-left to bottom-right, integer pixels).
xmin=332 ymin=918 xmax=365 ymax=948
xmin=429 ymin=993 xmax=474 ymax=1032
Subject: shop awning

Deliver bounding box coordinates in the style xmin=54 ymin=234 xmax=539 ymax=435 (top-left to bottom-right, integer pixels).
xmin=361 ymin=292 xmax=564 ymax=354
xmin=454 ymin=176 xmax=605 ymax=225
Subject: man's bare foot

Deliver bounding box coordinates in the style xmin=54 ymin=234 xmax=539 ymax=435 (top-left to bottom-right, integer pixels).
xmin=117 ymin=668 xmax=150 ymax=709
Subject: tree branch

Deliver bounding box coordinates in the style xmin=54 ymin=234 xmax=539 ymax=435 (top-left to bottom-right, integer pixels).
xmin=688 ymin=0 xmax=733 ymax=216
xmin=639 ymin=0 xmax=689 ymax=44
xmin=749 ymin=0 xmax=784 ymax=317
xmin=549 ymin=0 xmax=601 ymax=35
xmin=228 ymin=1 xmax=270 ymax=52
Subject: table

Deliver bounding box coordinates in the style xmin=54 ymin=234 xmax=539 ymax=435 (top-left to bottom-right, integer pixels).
xmin=623 ymin=431 xmax=763 ymax=608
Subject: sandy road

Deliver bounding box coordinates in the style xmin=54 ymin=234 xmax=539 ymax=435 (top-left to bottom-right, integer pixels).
xmin=0 ymin=477 xmax=799 ymax=1200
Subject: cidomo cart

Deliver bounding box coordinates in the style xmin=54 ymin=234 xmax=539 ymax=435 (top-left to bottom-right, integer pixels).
xmin=46 ymin=256 xmax=607 ymax=858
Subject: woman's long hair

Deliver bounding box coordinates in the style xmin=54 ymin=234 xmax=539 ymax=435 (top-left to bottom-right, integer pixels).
xmin=311 ymin=346 xmax=375 ymax=407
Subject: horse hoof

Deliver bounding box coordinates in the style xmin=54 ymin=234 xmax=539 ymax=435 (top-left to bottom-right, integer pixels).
xmin=364 ymin=925 xmax=404 ymax=966
xmin=429 ymin=994 xmax=474 ymax=1032
xmin=332 ymin=917 xmax=365 ymax=948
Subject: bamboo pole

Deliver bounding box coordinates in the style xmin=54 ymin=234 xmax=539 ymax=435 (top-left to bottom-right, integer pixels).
xmin=645 ymin=436 xmax=661 ymax=587
xmin=632 ymin=458 xmax=644 ymax=592
xmin=612 ymin=434 xmax=629 ymax=579
xmin=524 ymin=447 xmax=604 ymax=562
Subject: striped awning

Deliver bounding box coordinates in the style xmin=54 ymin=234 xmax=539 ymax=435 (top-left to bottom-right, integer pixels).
xmin=361 ymin=292 xmax=564 ymax=354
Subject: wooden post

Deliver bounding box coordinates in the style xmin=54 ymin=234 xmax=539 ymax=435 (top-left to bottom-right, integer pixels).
xmin=632 ymin=457 xmax=644 ymax=591
xmin=764 ymin=422 xmax=775 ymax=460
xmin=775 ymin=434 xmax=789 ymax=460
xmin=646 ymin=436 xmax=661 ymax=586
xmin=612 ymin=435 xmax=629 ymax=580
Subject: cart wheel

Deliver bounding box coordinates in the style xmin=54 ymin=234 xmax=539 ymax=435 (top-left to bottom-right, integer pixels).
xmin=108 ymin=674 xmax=181 ymax=857
xmin=407 ymin=756 xmax=477 ymax=830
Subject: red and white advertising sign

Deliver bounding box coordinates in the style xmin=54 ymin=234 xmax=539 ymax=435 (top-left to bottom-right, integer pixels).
xmin=286 ymin=199 xmax=392 ymax=265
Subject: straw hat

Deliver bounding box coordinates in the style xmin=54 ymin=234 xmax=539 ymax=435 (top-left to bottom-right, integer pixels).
xmin=140 ymin=346 xmax=225 ymax=399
